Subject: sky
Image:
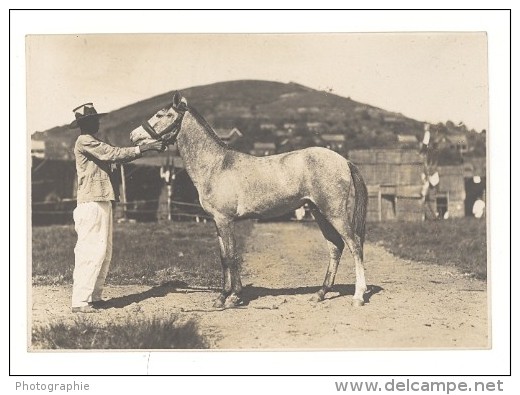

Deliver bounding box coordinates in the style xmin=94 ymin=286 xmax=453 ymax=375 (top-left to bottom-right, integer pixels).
xmin=26 ymin=32 xmax=488 ymax=134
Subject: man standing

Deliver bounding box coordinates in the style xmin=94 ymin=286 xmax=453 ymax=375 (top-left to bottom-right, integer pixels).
xmin=70 ymin=103 xmax=164 ymax=313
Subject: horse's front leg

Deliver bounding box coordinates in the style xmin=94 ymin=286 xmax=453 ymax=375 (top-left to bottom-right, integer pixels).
xmin=213 ymin=218 xmax=242 ymax=308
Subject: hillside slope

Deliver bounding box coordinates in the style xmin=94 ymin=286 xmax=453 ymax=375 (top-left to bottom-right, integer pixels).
xmin=33 ymin=79 xmax=484 ymax=158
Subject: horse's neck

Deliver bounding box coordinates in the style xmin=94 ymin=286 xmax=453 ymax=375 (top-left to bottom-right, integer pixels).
xmin=176 ymin=112 xmax=227 ymax=188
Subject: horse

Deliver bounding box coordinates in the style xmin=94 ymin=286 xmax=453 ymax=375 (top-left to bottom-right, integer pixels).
xmin=130 ymin=92 xmax=369 ymax=308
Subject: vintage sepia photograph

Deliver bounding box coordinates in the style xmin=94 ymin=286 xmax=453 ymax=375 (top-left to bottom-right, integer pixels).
xmin=26 ymin=31 xmax=491 ymax=353
xmin=8 ymin=5 xmax=515 ymax=386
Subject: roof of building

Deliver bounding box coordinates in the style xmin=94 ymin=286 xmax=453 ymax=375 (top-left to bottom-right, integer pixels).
xmin=445 ymin=134 xmax=468 ymax=144
xmin=215 ymin=127 xmax=243 ymax=139
xmin=31 ymin=139 xmax=45 ymax=150
xmin=253 ymin=142 xmax=276 ymax=149
xmin=321 ymin=134 xmax=346 ymax=142
xmin=260 ymin=123 xmax=277 ymax=129
xmin=397 ymin=134 xmax=418 ymax=143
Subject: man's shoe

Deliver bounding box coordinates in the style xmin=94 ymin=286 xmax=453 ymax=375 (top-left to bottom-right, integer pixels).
xmin=71 ymin=304 xmax=98 ymax=313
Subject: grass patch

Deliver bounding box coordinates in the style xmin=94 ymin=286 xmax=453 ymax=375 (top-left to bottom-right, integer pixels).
xmin=31 ymin=315 xmax=208 ymax=349
xmin=366 ymin=218 xmax=487 ymax=279
xmin=32 ymin=220 xmax=253 ymax=287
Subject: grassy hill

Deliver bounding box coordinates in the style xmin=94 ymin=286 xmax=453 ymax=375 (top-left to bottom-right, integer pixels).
xmin=33 ymin=79 xmax=485 ymax=159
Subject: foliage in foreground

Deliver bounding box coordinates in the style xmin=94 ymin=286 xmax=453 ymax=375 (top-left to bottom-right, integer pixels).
xmin=366 ymin=218 xmax=487 ymax=279
xmin=32 ymin=315 xmax=208 ymax=349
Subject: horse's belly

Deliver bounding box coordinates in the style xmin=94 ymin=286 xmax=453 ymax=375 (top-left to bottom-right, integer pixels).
xmin=236 ymin=188 xmax=306 ymax=219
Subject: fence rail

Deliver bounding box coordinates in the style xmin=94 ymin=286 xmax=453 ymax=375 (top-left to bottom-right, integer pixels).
xmin=31 ymin=199 xmax=212 ymax=221
xmin=31 ymin=198 xmax=310 ymax=224
xmin=31 ymin=199 xmax=203 ymax=208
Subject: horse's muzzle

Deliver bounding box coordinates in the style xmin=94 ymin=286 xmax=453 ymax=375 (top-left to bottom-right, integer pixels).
xmin=129 ymin=126 xmax=153 ymax=146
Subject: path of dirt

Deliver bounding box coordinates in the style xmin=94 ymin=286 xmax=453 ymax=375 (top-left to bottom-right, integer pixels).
xmin=31 ymin=222 xmax=488 ymax=349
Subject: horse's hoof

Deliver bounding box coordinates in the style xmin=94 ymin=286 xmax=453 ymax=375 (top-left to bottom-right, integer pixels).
xmin=310 ymin=292 xmax=324 ymax=303
xmin=352 ymin=298 xmax=365 ymax=307
xmin=224 ymin=294 xmax=242 ymax=308
xmin=213 ymin=296 xmax=225 ymax=308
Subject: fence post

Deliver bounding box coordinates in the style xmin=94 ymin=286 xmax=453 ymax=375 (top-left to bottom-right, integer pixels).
xmin=160 ymin=165 xmax=175 ymax=221
xmin=169 ymin=173 xmax=176 ymax=221
xmin=120 ymin=164 xmax=127 ymax=220
xmin=167 ymin=184 xmax=172 ymax=221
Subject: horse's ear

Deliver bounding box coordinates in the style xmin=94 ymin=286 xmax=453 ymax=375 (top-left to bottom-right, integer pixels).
xmin=173 ymin=92 xmax=188 ymax=110
xmin=173 ymin=91 xmax=182 ymax=107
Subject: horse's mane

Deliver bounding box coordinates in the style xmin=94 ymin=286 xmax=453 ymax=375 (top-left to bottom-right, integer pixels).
xmin=187 ymin=105 xmax=229 ymax=149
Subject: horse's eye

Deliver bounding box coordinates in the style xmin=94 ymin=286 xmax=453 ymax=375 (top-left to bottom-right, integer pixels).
xmin=156 ymin=114 xmax=164 ymax=118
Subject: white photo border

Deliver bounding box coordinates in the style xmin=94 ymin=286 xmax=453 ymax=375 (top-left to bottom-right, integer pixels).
xmin=9 ymin=8 xmax=511 ymax=379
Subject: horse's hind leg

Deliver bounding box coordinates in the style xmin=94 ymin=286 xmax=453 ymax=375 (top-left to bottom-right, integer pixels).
xmin=346 ymin=234 xmax=366 ymax=306
xmin=213 ymin=217 xmax=243 ymax=308
xmin=311 ymin=210 xmax=345 ymax=302
xmin=332 ymin=219 xmax=367 ymax=307
xmin=317 ymin=213 xmax=366 ymax=306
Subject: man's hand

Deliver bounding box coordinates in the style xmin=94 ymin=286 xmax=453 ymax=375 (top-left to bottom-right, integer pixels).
xmin=140 ymin=141 xmax=166 ymax=153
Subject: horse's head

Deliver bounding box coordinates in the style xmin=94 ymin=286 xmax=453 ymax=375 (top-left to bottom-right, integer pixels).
xmin=130 ymin=91 xmax=188 ymax=146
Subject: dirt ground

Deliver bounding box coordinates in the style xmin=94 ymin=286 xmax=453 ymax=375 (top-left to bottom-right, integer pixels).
xmin=31 ymin=221 xmax=489 ymax=350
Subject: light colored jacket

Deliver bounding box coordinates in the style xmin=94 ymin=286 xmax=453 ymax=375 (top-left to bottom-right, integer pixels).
xmin=74 ymin=134 xmax=141 ymax=203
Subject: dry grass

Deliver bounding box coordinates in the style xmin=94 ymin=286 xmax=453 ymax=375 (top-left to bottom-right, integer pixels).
xmin=366 ymin=218 xmax=487 ymax=279
xmin=32 ymin=315 xmax=208 ymax=349
xmin=32 ymin=220 xmax=253 ymax=287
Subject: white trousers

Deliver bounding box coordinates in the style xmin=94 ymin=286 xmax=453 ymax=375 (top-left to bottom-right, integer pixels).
xmin=72 ymin=201 xmax=113 ymax=308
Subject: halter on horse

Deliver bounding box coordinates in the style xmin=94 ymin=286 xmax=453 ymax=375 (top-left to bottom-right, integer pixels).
xmin=130 ymin=92 xmax=368 ymax=308
xmin=140 ymin=99 xmax=187 ymax=143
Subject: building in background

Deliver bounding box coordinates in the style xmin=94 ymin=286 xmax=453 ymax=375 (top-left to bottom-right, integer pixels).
xmin=320 ymin=134 xmax=346 ymax=153
xmin=250 ymin=142 xmax=277 ymax=156
xmin=215 ymin=127 xmax=243 ymax=145
xmin=31 ymin=139 xmax=45 ymax=159
xmin=348 ymin=148 xmax=471 ymax=222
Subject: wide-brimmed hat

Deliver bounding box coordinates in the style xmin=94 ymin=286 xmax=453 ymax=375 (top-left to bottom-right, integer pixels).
xmin=69 ymin=103 xmax=107 ymax=128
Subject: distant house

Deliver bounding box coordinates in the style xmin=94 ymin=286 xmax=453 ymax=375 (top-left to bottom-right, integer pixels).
xmin=250 ymin=142 xmax=277 ymax=156
xmin=320 ymin=133 xmax=346 ymax=152
xmin=397 ymin=134 xmax=418 ymax=143
xmin=297 ymin=107 xmax=319 ymax=114
xmin=447 ymin=134 xmax=469 ymax=153
xmin=397 ymin=134 xmax=419 ymax=146
xmin=274 ymin=129 xmax=290 ymax=138
xmin=31 ymin=139 xmax=45 ymax=158
xmin=306 ymin=122 xmax=323 ymax=132
xmin=283 ymin=122 xmax=296 ymax=131
xmin=259 ymin=123 xmax=277 ymax=131
xmin=439 ymin=134 xmax=469 ymax=153
xmin=215 ymin=127 xmax=243 ymax=144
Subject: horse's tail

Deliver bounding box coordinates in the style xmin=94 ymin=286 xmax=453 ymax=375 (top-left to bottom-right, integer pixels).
xmin=348 ymin=161 xmax=368 ymax=254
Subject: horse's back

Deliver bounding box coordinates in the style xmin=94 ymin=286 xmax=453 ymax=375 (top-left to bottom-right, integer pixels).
xmin=285 ymin=147 xmax=352 ymax=179
xmin=249 ymin=146 xmax=349 ymax=171
xmin=220 ymin=146 xmax=352 ymax=189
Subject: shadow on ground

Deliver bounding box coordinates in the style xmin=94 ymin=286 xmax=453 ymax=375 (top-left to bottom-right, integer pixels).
xmin=240 ymin=284 xmax=383 ymax=306
xmin=98 ymin=280 xmax=382 ymax=309
xmin=98 ymin=280 xmax=218 ymax=309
